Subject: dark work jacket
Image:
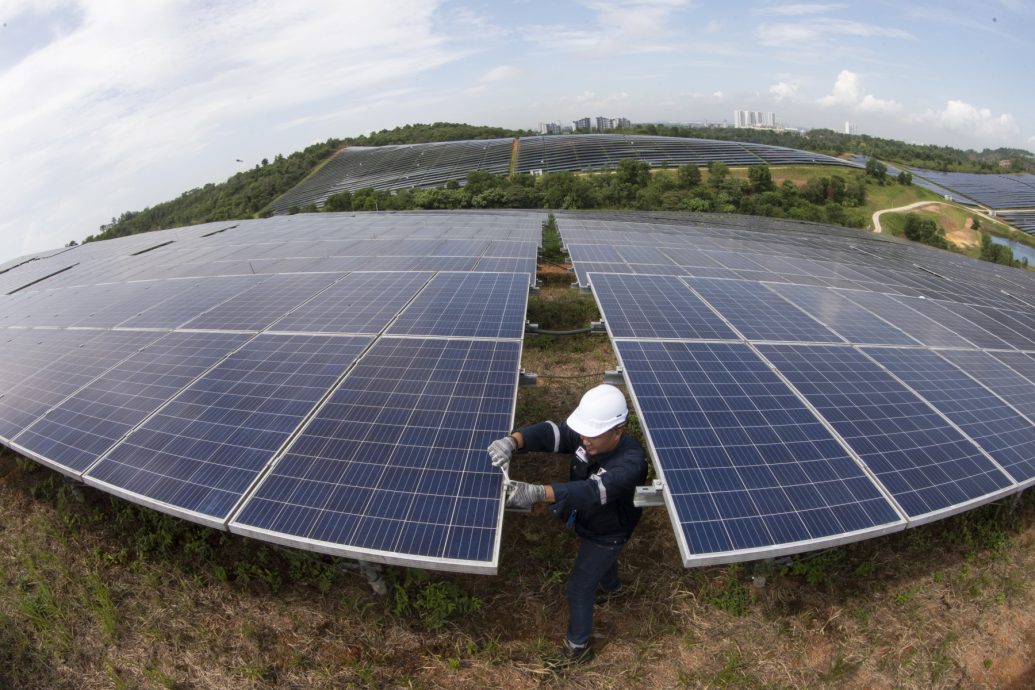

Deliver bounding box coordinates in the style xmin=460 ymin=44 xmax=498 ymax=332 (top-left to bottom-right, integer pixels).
xmin=517 ymin=420 xmax=648 ymax=545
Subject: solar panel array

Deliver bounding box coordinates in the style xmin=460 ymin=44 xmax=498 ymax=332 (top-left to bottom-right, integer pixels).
xmin=558 ymin=211 xmax=1035 ymax=565
xmin=0 ymin=210 xmax=542 ymax=573
xmin=908 ymin=169 xmax=1035 ymax=210
xmin=268 ymin=135 xmax=859 ymax=213
xmin=514 ymin=134 xmax=856 ymax=173
xmin=999 ymin=211 xmax=1035 ymax=235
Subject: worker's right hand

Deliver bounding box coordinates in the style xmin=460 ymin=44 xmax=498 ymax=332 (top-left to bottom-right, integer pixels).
xmin=487 ymin=435 xmax=518 ymax=473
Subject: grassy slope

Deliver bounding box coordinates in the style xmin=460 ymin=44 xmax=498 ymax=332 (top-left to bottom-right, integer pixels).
xmin=4 ymin=278 xmax=1035 ymax=689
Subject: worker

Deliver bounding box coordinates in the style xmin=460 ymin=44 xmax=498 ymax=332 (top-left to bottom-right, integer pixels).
xmin=488 ymin=384 xmax=648 ymax=664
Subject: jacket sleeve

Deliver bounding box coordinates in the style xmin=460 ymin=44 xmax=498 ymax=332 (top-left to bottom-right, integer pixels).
xmin=516 ymin=420 xmax=581 ymax=454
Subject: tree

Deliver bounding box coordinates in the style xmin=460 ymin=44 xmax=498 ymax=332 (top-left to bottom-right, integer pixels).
xmin=616 ymin=159 xmax=651 ymax=187
xmin=865 ymin=158 xmax=888 ymax=184
xmin=903 ymin=214 xmax=948 ymax=249
xmin=747 ymin=165 xmax=774 ymax=193
xmin=677 ymin=164 xmax=702 ymax=188
xmin=979 ymin=232 xmax=1016 ymax=265
xmin=897 ymin=171 xmax=913 ymax=185
xmin=324 ymin=191 xmax=353 ymax=211
xmin=707 ymin=160 xmax=729 ymax=188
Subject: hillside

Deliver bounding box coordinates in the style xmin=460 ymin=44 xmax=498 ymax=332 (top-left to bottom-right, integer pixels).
xmin=85 ymin=122 xmax=1033 ymax=245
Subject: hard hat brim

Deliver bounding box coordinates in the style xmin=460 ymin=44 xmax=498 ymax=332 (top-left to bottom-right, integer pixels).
xmin=566 ymin=410 xmax=617 ymax=438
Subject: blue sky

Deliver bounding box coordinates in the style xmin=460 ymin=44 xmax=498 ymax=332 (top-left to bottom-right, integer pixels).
xmin=0 ymin=0 xmax=1032 ymax=262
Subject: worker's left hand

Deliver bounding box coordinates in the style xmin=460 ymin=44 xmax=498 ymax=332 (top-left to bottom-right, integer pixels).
xmin=505 ymin=481 xmax=546 ymax=509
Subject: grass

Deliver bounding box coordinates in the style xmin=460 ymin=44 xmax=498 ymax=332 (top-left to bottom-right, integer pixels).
xmin=6 ymin=267 xmax=1035 ymax=689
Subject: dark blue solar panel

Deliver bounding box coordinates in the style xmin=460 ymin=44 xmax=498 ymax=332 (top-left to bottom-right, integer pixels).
xmin=838 ymin=290 xmax=974 ymax=348
xmin=231 ymin=337 xmax=519 ymax=571
xmin=590 ymin=273 xmax=737 ymax=340
xmin=936 ymin=350 xmax=1035 ymax=421
xmin=387 ymin=272 xmax=528 ymax=339
xmin=864 ymin=348 xmax=1035 ymax=483
xmin=12 ymin=331 xmax=251 ymax=473
xmin=269 ymin=272 xmax=431 ymax=334
xmin=0 ymin=330 xmax=164 ymax=439
xmin=931 ymin=300 xmax=1035 ymax=350
xmin=686 ymin=278 xmax=844 ymax=343
xmin=759 ymin=344 xmax=1013 ymax=519
xmin=118 ymin=276 xmax=261 ymax=328
xmin=766 ymin=283 xmax=917 ymax=346
xmin=0 ymin=328 xmax=97 ymax=396
xmin=887 ymin=296 xmax=1012 ymax=350
xmin=85 ymin=334 xmax=371 ymax=522
xmin=617 ymin=341 xmax=900 ymax=559
xmin=182 ymin=273 xmax=343 ymax=331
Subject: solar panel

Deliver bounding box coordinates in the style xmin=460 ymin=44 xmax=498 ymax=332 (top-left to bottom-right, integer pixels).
xmin=230 ymin=337 xmax=519 ymax=573
xmin=837 ymin=290 xmax=974 ymax=348
xmin=589 ymin=273 xmax=737 ymax=340
xmin=181 ymin=273 xmax=343 ymax=331
xmin=765 ymin=283 xmax=917 ymax=346
xmin=887 ymin=296 xmax=1013 ymax=350
xmin=758 ymin=344 xmax=1014 ymax=521
xmin=863 ymin=347 xmax=1035 ymax=484
xmin=934 ymin=350 xmax=1035 ymax=422
xmin=117 ymin=276 xmax=262 ymax=329
xmin=0 ymin=329 xmax=164 ymax=439
xmin=685 ymin=278 xmax=844 ymax=343
xmin=386 ymin=272 xmax=529 ymax=340
xmin=84 ymin=334 xmax=371 ymax=525
xmin=11 ymin=331 xmax=252 ymax=475
xmin=616 ymin=340 xmax=902 ymax=563
xmin=269 ymin=272 xmax=432 ymax=334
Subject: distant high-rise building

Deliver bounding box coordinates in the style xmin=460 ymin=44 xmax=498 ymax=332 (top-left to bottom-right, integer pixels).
xmin=595 ymin=116 xmax=613 ymax=131
xmin=574 ymin=117 xmax=592 ymax=131
xmin=539 ymin=121 xmax=566 ymax=135
xmin=844 ymin=121 xmax=858 ymax=135
xmin=733 ymin=110 xmax=776 ymax=129
xmin=613 ymin=117 xmax=631 ymax=129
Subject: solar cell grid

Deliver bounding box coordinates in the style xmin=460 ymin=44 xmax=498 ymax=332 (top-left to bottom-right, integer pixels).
xmin=758 ymin=344 xmax=1014 ymax=519
xmin=85 ymin=334 xmax=372 ymax=524
xmin=765 ymin=283 xmax=917 ymax=346
xmin=0 ymin=329 xmax=164 ymax=439
xmin=685 ymin=278 xmax=844 ymax=343
xmin=182 ymin=272 xmax=344 ymax=331
xmin=590 ymin=273 xmax=737 ymax=340
xmin=837 ymin=290 xmax=975 ymax=348
xmin=387 ymin=272 xmax=529 ymax=340
xmin=12 ymin=331 xmax=252 ymax=475
xmin=617 ymin=340 xmax=901 ymax=561
xmin=117 ymin=275 xmax=263 ymax=329
xmin=269 ymin=272 xmax=431 ymax=334
xmin=231 ymin=337 xmax=520 ymax=572
xmin=864 ymin=347 xmax=1035 ymax=484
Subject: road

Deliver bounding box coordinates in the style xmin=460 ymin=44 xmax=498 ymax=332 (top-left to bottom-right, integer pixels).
xmin=871 ymin=200 xmax=944 ymax=233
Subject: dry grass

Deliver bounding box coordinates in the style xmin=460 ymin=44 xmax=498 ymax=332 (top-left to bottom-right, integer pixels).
xmin=3 ymin=277 xmax=1035 ymax=689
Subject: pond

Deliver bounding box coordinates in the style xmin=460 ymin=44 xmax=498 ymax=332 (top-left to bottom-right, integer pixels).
xmin=988 ymin=235 xmax=1035 ymax=265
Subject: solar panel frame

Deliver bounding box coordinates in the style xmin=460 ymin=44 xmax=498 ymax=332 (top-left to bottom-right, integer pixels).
xmin=228 ymin=337 xmax=521 ymax=574
xmin=614 ymin=340 xmax=905 ymax=566
xmin=758 ymin=343 xmax=1016 ymax=523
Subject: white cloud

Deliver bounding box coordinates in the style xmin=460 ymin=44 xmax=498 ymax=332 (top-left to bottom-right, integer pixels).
xmin=817 ymin=70 xmax=900 ymax=113
xmin=757 ymin=17 xmax=910 ymax=48
xmin=0 ymin=0 xmax=467 ymax=258
xmin=769 ymin=81 xmax=798 ymax=100
xmin=704 ymin=19 xmax=722 ymax=33
xmin=478 ymin=65 xmax=520 ymax=84
xmin=759 ymin=3 xmax=845 ymax=16
xmin=520 ymin=0 xmax=693 ymax=55
xmin=915 ymin=100 xmax=1018 ymax=140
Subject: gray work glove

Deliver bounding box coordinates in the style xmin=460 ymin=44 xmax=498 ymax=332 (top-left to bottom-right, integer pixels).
xmin=506 ymin=482 xmax=546 ymax=509
xmin=487 ymin=435 xmax=518 ymax=473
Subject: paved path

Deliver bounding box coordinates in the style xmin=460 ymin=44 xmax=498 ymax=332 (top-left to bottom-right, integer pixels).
xmin=871 ymin=200 xmax=944 ymax=233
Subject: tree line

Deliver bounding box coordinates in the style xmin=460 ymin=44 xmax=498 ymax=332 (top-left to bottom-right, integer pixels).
xmin=312 ymin=160 xmax=873 ymax=229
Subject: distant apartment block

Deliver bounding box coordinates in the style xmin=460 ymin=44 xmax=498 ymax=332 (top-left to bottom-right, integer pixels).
xmin=844 ymin=121 xmax=858 ymax=135
xmin=733 ymin=110 xmax=776 ymax=129
xmin=571 ymin=116 xmax=632 ymax=132
xmin=573 ymin=117 xmax=592 ymax=131
xmin=539 ymin=121 xmax=569 ymax=135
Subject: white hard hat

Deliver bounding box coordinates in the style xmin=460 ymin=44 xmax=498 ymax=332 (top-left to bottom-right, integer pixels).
xmin=567 ymin=384 xmax=628 ymax=437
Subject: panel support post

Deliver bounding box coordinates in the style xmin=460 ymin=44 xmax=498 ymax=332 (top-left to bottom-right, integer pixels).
xmin=338 ymin=559 xmax=387 ymax=596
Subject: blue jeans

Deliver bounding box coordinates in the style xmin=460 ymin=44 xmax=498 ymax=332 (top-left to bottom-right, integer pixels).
xmin=566 ymin=536 xmax=624 ymax=647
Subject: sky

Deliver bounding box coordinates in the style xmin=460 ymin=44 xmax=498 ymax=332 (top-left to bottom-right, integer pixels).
xmin=1 ymin=0 xmax=1033 ymax=263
